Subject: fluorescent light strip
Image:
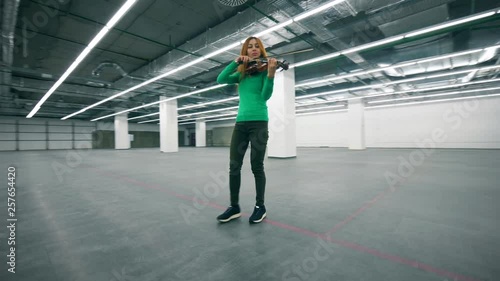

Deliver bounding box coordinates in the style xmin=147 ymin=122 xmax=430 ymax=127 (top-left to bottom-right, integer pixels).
xmin=368 ymin=86 xmax=500 ymax=104
xmin=63 ymin=1 xmax=346 ymax=120
xmin=295 ymin=45 xmax=500 ymax=88
xmin=296 ymin=105 xmax=345 ymax=112
xmin=205 ymin=116 xmax=237 ymax=123
xmin=296 ymin=85 xmax=373 ymax=100
xmin=293 ymin=0 xmax=346 ymax=21
xmin=179 ymin=96 xmax=239 ymax=110
xmin=137 ymin=119 xmax=160 ymax=124
xmin=292 ymin=52 xmax=341 ymax=68
xmin=296 ymin=66 xmax=500 ymax=101
xmin=368 ymin=93 xmax=500 ymax=109
xmin=296 ymin=109 xmax=348 ymax=116
xmin=367 ymin=77 xmax=500 ymax=99
xmin=204 ymin=42 xmax=241 ymax=59
xmin=178 ymin=121 xmax=197 ymax=125
xmin=27 ymin=0 xmax=137 ymax=118
xmin=417 ymin=49 xmax=482 ymax=64
xmin=128 ymin=112 xmax=159 ymax=120
xmin=254 ymin=19 xmax=294 ymax=37
xmin=140 ymin=85 xmax=500 ymax=121
xmin=342 ymin=36 xmax=404 ymax=55
xmin=180 ymin=112 xmax=238 ymax=122
xmin=181 ymin=105 xmax=347 ymax=121
xmin=178 ymin=106 xmax=239 ymax=118
xmin=89 ymin=84 xmax=227 ymax=121
xmin=130 ymin=97 xmax=240 ymax=121
xmin=75 ymin=4 xmax=499 ymax=120
xmin=405 ymin=11 xmax=497 ymax=38
xmin=296 ymin=100 xmax=345 ymax=107
xmin=291 ymin=10 xmax=498 ymax=69
xmin=144 ymin=77 xmax=500 ymax=122
xmin=380 ymin=65 xmax=500 ymax=87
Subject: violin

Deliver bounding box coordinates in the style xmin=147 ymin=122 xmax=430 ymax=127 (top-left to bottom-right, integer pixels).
xmin=239 ymin=58 xmax=289 ymax=75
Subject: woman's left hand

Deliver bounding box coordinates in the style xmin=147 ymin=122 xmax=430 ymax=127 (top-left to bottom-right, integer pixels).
xmin=267 ymin=58 xmax=277 ymax=78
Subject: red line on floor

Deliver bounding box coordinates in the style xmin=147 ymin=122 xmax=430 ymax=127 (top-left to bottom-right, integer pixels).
xmin=85 ymin=165 xmax=481 ymax=281
xmin=324 ymin=190 xmax=390 ymax=235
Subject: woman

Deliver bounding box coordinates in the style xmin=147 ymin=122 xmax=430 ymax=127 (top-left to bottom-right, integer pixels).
xmin=216 ymin=37 xmax=277 ymax=224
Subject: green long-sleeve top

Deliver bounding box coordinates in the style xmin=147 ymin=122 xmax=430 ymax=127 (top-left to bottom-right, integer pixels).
xmin=216 ymin=61 xmax=274 ymax=122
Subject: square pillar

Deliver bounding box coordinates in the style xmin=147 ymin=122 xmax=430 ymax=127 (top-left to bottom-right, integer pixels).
xmin=195 ymin=120 xmax=206 ymax=147
xmin=114 ymin=112 xmax=130 ymax=149
xmin=348 ymin=98 xmax=366 ymax=150
xmin=160 ymin=97 xmax=178 ymax=152
xmin=267 ymin=68 xmax=297 ymax=158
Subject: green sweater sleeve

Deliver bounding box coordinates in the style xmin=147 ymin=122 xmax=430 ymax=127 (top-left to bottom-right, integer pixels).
xmin=261 ymin=74 xmax=274 ymax=101
xmin=217 ymin=61 xmax=241 ymax=84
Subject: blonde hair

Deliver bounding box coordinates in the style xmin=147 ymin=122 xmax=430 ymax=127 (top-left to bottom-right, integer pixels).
xmin=237 ymin=37 xmax=268 ymax=80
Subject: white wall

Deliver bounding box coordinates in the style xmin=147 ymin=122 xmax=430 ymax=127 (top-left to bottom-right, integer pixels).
xmin=0 ymin=117 xmax=161 ymax=151
xmin=292 ymin=96 xmax=500 ymax=149
xmin=296 ymin=110 xmax=349 ymax=147
xmin=364 ymin=96 xmax=500 ymax=149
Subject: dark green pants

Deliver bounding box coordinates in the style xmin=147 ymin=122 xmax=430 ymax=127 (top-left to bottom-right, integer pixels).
xmin=229 ymin=121 xmax=269 ymax=206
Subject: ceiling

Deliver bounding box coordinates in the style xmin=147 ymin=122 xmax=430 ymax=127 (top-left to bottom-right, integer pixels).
xmin=1 ymin=0 xmax=500 ymax=124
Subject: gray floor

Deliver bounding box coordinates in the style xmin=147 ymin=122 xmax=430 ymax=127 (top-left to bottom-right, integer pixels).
xmin=0 ymin=147 xmax=499 ymax=281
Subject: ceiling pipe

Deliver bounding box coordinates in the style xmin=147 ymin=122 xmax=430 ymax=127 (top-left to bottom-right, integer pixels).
xmin=1 ymin=0 xmax=21 ymax=102
xmin=91 ymin=61 xmax=196 ymax=89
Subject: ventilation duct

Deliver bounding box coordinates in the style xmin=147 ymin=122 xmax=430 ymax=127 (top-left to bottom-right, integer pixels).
xmin=1 ymin=0 xmax=21 ymax=102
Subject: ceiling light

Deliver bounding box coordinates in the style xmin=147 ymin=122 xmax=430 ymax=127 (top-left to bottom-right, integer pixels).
xmin=296 ymin=100 xmax=345 ymax=107
xmin=417 ymin=49 xmax=483 ymax=64
xmin=296 ymin=105 xmax=345 ymax=112
xmin=204 ymin=42 xmax=241 ymax=59
xmin=342 ymin=36 xmax=404 ymax=55
xmin=405 ymin=11 xmax=496 ymax=38
xmin=291 ymin=52 xmax=341 ymax=68
xmin=137 ymin=119 xmax=160 ymax=124
xmin=89 ymin=84 xmax=227 ymax=121
xmin=295 ymin=45 xmax=500 ymax=88
xmin=292 ymin=11 xmax=498 ymax=69
xmin=179 ymin=96 xmax=239 ymax=110
xmin=178 ymin=106 xmax=239 ymax=118
xmin=253 ymin=19 xmax=293 ymax=37
xmin=128 ymin=112 xmax=159 ymax=120
xmin=293 ymin=0 xmax=346 ymax=21
xmin=61 ymin=1 xmax=347 ymax=120
xmin=367 ymin=78 xmax=500 ymax=99
xmin=296 ymin=109 xmax=348 ymax=116
xmin=204 ymin=116 xmax=237 ymax=123
xmin=368 ymin=86 xmax=500 ymax=104
xmin=27 ymin=0 xmax=137 ymax=118
xmin=368 ymin=93 xmax=500 ymax=109
xmin=180 ymin=112 xmax=238 ymax=122
xmin=296 ymin=85 xmax=372 ymax=100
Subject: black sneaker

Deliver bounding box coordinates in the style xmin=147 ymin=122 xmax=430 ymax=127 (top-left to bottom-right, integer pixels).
xmin=217 ymin=205 xmax=241 ymax=223
xmin=249 ymin=205 xmax=266 ymax=224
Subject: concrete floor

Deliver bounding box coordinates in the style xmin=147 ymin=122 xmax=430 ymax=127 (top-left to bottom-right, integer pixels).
xmin=0 ymin=147 xmax=499 ymax=281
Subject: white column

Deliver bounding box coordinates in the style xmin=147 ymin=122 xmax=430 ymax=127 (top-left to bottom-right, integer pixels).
xmin=114 ymin=112 xmax=130 ymax=149
xmin=159 ymin=97 xmax=178 ymax=152
xmin=195 ymin=120 xmax=206 ymax=147
xmin=348 ymin=98 xmax=366 ymax=150
xmin=267 ymin=69 xmax=297 ymax=158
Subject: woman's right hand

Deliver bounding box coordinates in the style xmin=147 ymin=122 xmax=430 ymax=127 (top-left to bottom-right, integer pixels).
xmin=235 ymin=56 xmax=251 ymax=64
